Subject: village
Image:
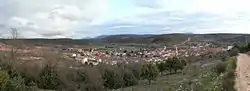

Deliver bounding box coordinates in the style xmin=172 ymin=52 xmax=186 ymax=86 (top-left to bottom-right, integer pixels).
xmin=0 ymin=40 xmax=231 ymax=67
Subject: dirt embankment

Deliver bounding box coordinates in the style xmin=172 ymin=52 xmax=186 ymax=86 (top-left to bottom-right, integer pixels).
xmin=236 ymin=54 xmax=250 ymax=91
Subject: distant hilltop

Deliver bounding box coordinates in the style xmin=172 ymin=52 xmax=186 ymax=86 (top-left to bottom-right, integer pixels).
xmin=0 ymin=33 xmax=249 ymax=45
xmin=90 ymin=33 xmax=250 ymax=44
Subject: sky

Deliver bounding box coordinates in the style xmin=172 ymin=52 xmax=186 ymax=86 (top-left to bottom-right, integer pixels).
xmin=1 ymin=0 xmax=250 ymax=38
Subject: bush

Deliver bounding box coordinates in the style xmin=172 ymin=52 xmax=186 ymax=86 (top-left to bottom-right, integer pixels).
xmin=122 ymin=68 xmax=138 ymax=87
xmin=101 ymin=66 xmax=124 ymax=89
xmin=164 ymin=57 xmax=186 ymax=73
xmin=221 ymin=70 xmax=235 ymax=91
xmin=226 ymin=57 xmax=237 ymax=70
xmin=125 ymin=63 xmax=142 ymax=80
xmin=82 ymin=66 xmax=105 ymax=91
xmin=19 ymin=72 xmax=36 ymax=87
xmin=0 ymin=69 xmax=36 ymax=91
xmin=228 ymin=48 xmax=239 ymax=57
xmin=0 ymin=70 xmax=10 ymax=89
xmin=6 ymin=75 xmax=27 ymax=91
xmin=140 ymin=62 xmax=159 ymax=85
xmin=37 ymin=65 xmax=62 ymax=90
xmin=156 ymin=62 xmax=167 ymax=73
xmin=222 ymin=57 xmax=236 ymax=91
xmin=214 ymin=62 xmax=226 ymax=74
xmin=237 ymin=43 xmax=250 ymax=53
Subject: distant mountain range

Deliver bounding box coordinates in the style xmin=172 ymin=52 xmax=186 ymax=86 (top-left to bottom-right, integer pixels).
xmin=90 ymin=33 xmax=250 ymax=44
xmin=1 ymin=33 xmax=250 ymax=46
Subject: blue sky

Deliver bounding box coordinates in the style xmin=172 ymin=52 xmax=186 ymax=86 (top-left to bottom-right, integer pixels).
xmin=2 ymin=0 xmax=250 ymax=38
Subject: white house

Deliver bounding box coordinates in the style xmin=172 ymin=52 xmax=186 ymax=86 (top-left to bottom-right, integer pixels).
xmin=227 ymin=46 xmax=234 ymax=50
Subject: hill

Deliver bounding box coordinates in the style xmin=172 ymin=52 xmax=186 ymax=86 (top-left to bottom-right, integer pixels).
xmin=0 ymin=33 xmax=250 ymax=45
xmin=92 ymin=33 xmax=250 ymax=45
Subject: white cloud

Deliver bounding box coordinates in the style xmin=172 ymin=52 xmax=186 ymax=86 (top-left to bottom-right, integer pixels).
xmin=4 ymin=0 xmax=109 ymax=38
xmin=2 ymin=0 xmax=250 ymax=38
xmin=103 ymin=0 xmax=250 ymax=35
xmin=133 ymin=0 xmax=163 ymax=8
xmin=110 ymin=25 xmax=136 ymax=29
xmin=157 ymin=0 xmax=250 ymax=15
xmin=99 ymin=10 xmax=250 ymax=35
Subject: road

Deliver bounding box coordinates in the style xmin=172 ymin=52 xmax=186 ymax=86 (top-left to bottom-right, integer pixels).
xmin=236 ymin=54 xmax=250 ymax=91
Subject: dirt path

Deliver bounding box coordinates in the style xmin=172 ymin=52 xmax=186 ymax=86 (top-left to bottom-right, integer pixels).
xmin=236 ymin=54 xmax=250 ymax=91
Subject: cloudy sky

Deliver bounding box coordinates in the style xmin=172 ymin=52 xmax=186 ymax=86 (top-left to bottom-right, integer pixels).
xmin=1 ymin=0 xmax=250 ymax=38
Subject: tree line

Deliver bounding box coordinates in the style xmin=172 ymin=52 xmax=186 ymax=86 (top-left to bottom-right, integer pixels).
xmin=0 ymin=54 xmax=187 ymax=91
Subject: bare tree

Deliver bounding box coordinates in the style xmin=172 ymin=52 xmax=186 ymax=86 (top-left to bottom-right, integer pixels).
xmin=7 ymin=27 xmax=24 ymax=62
xmin=10 ymin=28 xmax=19 ymax=39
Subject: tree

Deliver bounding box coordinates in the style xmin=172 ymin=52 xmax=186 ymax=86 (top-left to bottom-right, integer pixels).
xmin=7 ymin=28 xmax=24 ymax=60
xmin=165 ymin=60 xmax=174 ymax=73
xmin=101 ymin=66 xmax=124 ymax=89
xmin=81 ymin=66 xmax=105 ymax=91
xmin=227 ymin=47 xmax=239 ymax=57
xmin=172 ymin=57 xmax=181 ymax=72
xmin=140 ymin=62 xmax=159 ymax=85
xmin=156 ymin=61 xmax=167 ymax=75
xmin=125 ymin=63 xmax=142 ymax=80
xmin=173 ymin=58 xmax=186 ymax=72
xmin=165 ymin=57 xmax=187 ymax=74
xmin=122 ymin=68 xmax=138 ymax=87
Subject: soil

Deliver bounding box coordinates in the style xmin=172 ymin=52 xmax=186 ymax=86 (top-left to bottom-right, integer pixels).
xmin=236 ymin=54 xmax=250 ymax=91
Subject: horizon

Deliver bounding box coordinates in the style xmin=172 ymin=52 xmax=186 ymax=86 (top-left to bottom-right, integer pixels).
xmin=2 ymin=0 xmax=250 ymax=38
xmin=0 ymin=33 xmax=249 ymax=39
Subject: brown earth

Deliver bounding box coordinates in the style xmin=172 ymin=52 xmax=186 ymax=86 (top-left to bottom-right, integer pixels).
xmin=236 ymin=54 xmax=250 ymax=91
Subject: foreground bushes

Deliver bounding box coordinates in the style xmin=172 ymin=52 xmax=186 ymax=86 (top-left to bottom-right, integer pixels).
xmin=37 ymin=65 xmax=62 ymax=89
xmin=211 ymin=57 xmax=237 ymax=91
xmin=0 ymin=58 xmax=145 ymax=91
xmin=234 ymin=43 xmax=250 ymax=53
xmin=0 ymin=65 xmax=36 ymax=91
xmin=205 ymin=57 xmax=236 ymax=91
xmin=214 ymin=62 xmax=226 ymax=74
xmin=0 ymin=70 xmax=9 ymax=88
xmin=102 ymin=66 xmax=124 ymax=89
xmin=140 ymin=62 xmax=159 ymax=85
xmin=156 ymin=57 xmax=187 ymax=74
xmin=174 ymin=56 xmax=237 ymax=91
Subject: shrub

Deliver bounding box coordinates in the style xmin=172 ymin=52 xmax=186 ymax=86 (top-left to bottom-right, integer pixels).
xmin=221 ymin=70 xmax=235 ymax=91
xmin=122 ymin=68 xmax=138 ymax=87
xmin=0 ymin=70 xmax=9 ymax=89
xmin=237 ymin=43 xmax=250 ymax=53
xmin=101 ymin=66 xmax=124 ymax=89
xmin=0 ymin=69 xmax=36 ymax=91
xmin=228 ymin=48 xmax=239 ymax=57
xmin=222 ymin=57 xmax=236 ymax=91
xmin=37 ymin=65 xmax=62 ymax=90
xmin=82 ymin=66 xmax=105 ymax=91
xmin=214 ymin=62 xmax=226 ymax=74
xmin=164 ymin=57 xmax=186 ymax=73
xmin=156 ymin=62 xmax=167 ymax=73
xmin=226 ymin=57 xmax=237 ymax=70
xmin=6 ymin=75 xmax=27 ymax=91
xmin=126 ymin=63 xmax=142 ymax=80
xmin=140 ymin=62 xmax=159 ymax=85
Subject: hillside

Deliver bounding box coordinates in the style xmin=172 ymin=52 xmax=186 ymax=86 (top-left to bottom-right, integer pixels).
xmin=92 ymin=33 xmax=250 ymax=45
xmin=0 ymin=33 xmax=250 ymax=45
